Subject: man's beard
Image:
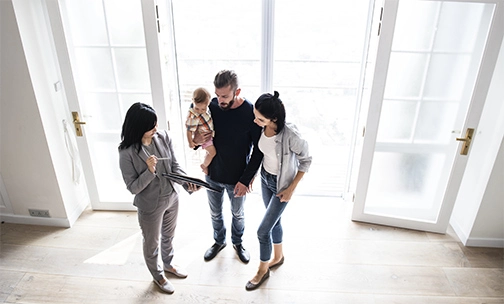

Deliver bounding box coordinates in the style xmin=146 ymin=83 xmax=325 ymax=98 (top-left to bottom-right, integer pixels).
xmin=219 ymin=95 xmax=235 ymax=111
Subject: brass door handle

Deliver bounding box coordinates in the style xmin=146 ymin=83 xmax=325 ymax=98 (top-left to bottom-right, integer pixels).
xmin=455 ymin=128 xmax=474 ymax=155
xmin=72 ymin=111 xmax=86 ymax=136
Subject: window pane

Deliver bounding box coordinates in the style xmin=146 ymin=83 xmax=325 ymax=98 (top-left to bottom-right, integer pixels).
xmin=104 ymin=0 xmax=145 ymax=46
xmin=83 ymin=93 xmax=121 ymax=132
xmin=172 ymin=0 xmax=260 ymax=61
xmin=423 ymin=54 xmax=471 ymax=100
xmin=366 ymin=152 xmax=446 ymax=222
xmin=114 ymin=48 xmax=150 ymax=91
xmin=91 ymin=139 xmax=131 ymax=202
xmin=434 ymin=2 xmax=486 ymax=53
xmin=384 ymin=53 xmax=427 ymax=98
xmin=62 ymin=0 xmax=108 ymax=46
xmin=414 ymin=101 xmax=458 ymax=143
xmin=119 ymin=93 xmax=152 ymax=118
xmin=377 ymin=100 xmax=416 ymax=142
xmin=171 ymin=0 xmax=261 ymax=174
xmin=274 ymin=0 xmax=369 ymax=196
xmin=392 ymin=1 xmax=439 ymax=51
xmin=275 ymin=1 xmax=368 ymax=62
xmin=74 ymin=48 xmax=116 ymax=91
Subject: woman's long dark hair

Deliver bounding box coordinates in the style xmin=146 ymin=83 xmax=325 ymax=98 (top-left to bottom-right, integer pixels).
xmin=254 ymin=91 xmax=286 ymax=134
xmin=118 ymin=102 xmax=157 ymax=151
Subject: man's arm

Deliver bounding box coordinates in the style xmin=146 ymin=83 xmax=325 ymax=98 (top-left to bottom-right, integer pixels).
xmin=193 ymin=130 xmax=212 ymax=146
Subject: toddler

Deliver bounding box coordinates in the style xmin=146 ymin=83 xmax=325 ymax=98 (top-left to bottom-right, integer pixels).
xmin=185 ymin=87 xmax=216 ymax=175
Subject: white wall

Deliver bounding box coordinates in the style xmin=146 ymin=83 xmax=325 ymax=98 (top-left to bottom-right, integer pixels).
xmin=471 ymin=138 xmax=504 ymax=242
xmin=449 ymin=32 xmax=504 ymax=248
xmin=0 ymin=0 xmax=89 ymax=227
xmin=0 ymin=0 xmax=66 ymax=223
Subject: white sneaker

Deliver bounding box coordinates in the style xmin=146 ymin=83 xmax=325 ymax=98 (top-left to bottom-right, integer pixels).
xmin=154 ymin=278 xmax=174 ymax=294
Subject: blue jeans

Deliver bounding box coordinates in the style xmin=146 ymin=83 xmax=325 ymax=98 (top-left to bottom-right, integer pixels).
xmin=258 ymin=167 xmax=288 ymax=262
xmin=205 ymin=175 xmax=246 ymax=245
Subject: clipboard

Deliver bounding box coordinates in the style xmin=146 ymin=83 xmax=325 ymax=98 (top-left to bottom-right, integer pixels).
xmin=161 ymin=173 xmax=221 ymax=193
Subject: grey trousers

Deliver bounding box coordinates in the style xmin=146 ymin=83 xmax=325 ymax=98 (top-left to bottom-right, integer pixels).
xmin=137 ymin=191 xmax=179 ymax=281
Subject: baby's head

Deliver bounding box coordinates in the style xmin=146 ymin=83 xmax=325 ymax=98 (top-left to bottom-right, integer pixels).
xmin=192 ymin=87 xmax=211 ymax=114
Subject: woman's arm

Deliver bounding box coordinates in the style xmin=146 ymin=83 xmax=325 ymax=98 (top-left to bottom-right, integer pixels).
xmin=119 ymin=149 xmax=156 ymax=195
xmin=277 ymin=171 xmax=305 ymax=202
xmin=277 ymin=125 xmax=312 ymax=202
xmin=289 ymin=128 xmax=312 ymax=173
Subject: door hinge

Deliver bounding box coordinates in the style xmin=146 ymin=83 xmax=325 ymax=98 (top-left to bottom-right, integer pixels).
xmin=156 ymin=5 xmax=160 ymax=33
xmin=377 ymin=6 xmax=383 ymax=36
xmin=362 ymin=126 xmax=366 ymax=137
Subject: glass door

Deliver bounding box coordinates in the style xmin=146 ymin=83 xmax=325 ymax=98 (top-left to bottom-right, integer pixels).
xmin=47 ymin=0 xmax=169 ymax=210
xmin=352 ymin=0 xmax=504 ymax=233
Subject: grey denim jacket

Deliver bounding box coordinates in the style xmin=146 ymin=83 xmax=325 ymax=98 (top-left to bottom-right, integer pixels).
xmin=273 ymin=123 xmax=312 ymax=192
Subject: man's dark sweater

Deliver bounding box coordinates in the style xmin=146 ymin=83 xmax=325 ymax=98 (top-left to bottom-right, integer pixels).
xmin=208 ymin=97 xmax=263 ymax=186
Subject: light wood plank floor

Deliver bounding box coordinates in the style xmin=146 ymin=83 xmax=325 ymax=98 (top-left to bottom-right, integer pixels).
xmin=1 ymin=192 xmax=503 ymax=303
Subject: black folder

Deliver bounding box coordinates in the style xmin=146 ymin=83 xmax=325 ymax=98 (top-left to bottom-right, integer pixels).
xmin=162 ymin=173 xmax=220 ymax=193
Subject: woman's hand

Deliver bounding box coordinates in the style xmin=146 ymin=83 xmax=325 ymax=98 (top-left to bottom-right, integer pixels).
xmin=187 ymin=183 xmax=201 ymax=192
xmin=277 ymin=187 xmax=294 ymax=202
xmin=146 ymin=155 xmax=157 ymax=174
xmin=276 ymin=171 xmax=305 ymax=202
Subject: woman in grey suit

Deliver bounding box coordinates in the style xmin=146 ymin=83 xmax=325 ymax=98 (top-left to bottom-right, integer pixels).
xmin=119 ymin=102 xmax=197 ymax=294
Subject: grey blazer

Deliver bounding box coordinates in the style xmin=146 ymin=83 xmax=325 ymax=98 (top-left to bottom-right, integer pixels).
xmin=119 ymin=130 xmax=187 ymax=212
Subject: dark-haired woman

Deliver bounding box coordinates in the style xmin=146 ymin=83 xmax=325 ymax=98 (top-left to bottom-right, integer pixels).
xmin=245 ymin=92 xmax=312 ymax=291
xmin=119 ymin=102 xmax=198 ymax=294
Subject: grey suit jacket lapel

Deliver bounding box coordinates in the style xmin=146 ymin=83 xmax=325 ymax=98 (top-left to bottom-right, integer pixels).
xmin=152 ymin=133 xmax=170 ymax=175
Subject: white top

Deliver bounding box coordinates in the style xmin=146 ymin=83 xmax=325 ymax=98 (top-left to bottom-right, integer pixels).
xmin=259 ymin=131 xmax=278 ymax=175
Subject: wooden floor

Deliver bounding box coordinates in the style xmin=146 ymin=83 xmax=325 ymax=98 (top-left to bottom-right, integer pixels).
xmin=1 ymin=192 xmax=503 ymax=303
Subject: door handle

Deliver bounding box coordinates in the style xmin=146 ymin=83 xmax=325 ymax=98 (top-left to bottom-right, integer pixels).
xmin=72 ymin=111 xmax=86 ymax=137
xmin=455 ymin=128 xmax=474 ymax=155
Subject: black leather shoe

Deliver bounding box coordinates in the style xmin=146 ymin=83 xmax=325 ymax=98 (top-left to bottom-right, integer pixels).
xmin=204 ymin=243 xmax=226 ymax=261
xmin=233 ymin=244 xmax=250 ymax=263
xmin=245 ymin=269 xmax=270 ymax=291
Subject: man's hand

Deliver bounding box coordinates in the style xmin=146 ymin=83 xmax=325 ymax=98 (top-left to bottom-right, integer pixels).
xmin=193 ymin=131 xmax=212 ymax=146
xmin=233 ymin=182 xmax=249 ymax=197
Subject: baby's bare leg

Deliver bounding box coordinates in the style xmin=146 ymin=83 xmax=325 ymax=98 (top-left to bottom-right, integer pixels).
xmin=201 ymin=145 xmax=216 ymax=174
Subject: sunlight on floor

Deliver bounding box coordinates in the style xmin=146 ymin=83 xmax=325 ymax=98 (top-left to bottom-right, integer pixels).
xmin=84 ymin=231 xmax=141 ymax=265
